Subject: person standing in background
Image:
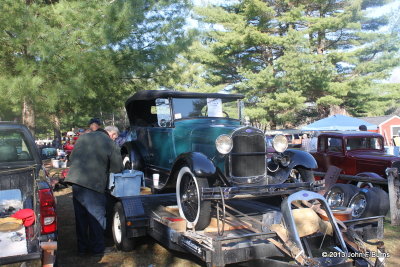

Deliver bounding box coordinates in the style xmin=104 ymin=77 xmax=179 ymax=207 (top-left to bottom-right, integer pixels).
xmin=65 ymin=126 xmax=122 ymax=256
xmin=309 ymin=131 xmax=320 ymax=152
xmin=301 ymin=133 xmax=310 ymax=152
xmin=359 ymin=125 xmax=367 ymax=131
xmin=88 ymin=118 xmax=102 ymax=132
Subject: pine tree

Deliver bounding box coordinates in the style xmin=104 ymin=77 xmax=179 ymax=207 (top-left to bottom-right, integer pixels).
xmin=0 ymin=0 xmax=191 ymax=135
xmin=191 ymin=0 xmax=400 ymax=128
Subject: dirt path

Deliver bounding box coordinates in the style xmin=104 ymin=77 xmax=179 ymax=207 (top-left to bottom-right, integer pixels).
xmin=54 ymin=187 xmax=203 ymax=267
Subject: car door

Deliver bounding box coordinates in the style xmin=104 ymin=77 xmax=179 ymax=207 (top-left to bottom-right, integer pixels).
xmin=325 ymin=137 xmax=347 ymax=171
xmin=148 ymin=98 xmax=174 ymax=170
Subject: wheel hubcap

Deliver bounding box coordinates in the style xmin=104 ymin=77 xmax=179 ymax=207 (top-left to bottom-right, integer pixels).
xmin=350 ymin=195 xmax=366 ymax=218
xmin=327 ymin=191 xmax=344 ymax=207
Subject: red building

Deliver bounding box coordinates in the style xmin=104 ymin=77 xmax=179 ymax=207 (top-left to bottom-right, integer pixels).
xmin=361 ymin=115 xmax=400 ymax=146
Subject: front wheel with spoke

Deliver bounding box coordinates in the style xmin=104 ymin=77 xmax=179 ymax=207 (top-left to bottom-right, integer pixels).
xmin=176 ymin=166 xmax=211 ymax=230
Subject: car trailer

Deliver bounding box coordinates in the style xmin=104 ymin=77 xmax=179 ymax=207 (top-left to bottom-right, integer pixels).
xmin=109 ymin=177 xmax=387 ymax=267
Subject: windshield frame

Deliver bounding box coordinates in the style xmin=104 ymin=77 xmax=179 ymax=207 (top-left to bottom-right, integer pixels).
xmin=170 ymin=97 xmax=243 ymax=122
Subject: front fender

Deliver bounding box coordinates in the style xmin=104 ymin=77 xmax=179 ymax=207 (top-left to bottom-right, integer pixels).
xmin=171 ymin=152 xmax=217 ymax=179
xmin=268 ymin=149 xmax=318 ymax=184
xmin=284 ymin=149 xmax=318 ymax=169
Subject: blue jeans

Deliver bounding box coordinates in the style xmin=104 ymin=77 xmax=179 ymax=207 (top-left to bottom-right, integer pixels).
xmin=72 ymin=185 xmax=106 ymax=254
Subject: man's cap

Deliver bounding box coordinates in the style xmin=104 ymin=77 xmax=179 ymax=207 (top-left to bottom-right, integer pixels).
xmin=359 ymin=125 xmax=367 ymax=131
xmin=88 ymin=118 xmax=102 ymax=125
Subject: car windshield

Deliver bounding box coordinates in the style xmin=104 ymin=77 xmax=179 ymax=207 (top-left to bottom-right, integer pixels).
xmin=172 ymin=98 xmax=241 ymax=120
xmin=346 ymin=137 xmax=383 ymax=151
xmin=0 ymin=130 xmax=33 ymax=162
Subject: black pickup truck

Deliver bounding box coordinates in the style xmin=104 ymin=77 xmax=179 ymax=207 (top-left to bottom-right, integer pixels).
xmin=0 ymin=122 xmax=57 ymax=266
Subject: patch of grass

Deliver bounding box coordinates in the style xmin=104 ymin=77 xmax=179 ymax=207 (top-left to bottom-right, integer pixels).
xmin=384 ymin=220 xmax=400 ymax=233
xmin=380 ymin=219 xmax=400 ymax=266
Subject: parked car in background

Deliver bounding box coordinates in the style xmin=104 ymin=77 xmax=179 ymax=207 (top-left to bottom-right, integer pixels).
xmin=266 ymin=130 xmax=303 ymax=148
xmin=311 ymin=131 xmax=400 ymax=180
xmin=40 ymin=147 xmax=58 ymax=160
xmin=285 ymin=133 xmax=302 ymax=148
xmin=120 ymin=90 xmax=317 ymax=230
xmin=0 ymin=122 xmax=57 ymax=265
xmin=311 ymin=131 xmax=393 ymax=218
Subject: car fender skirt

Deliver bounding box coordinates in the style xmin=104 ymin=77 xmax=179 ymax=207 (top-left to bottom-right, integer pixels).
xmin=173 ymin=152 xmax=216 ymax=178
xmin=284 ymin=149 xmax=317 ymax=169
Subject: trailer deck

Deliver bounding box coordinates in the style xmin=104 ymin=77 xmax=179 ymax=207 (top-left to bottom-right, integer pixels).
xmin=113 ymin=190 xmax=384 ymax=267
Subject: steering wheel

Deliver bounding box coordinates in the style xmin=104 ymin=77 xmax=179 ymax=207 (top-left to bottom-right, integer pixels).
xmin=223 ymin=111 xmax=229 ymax=118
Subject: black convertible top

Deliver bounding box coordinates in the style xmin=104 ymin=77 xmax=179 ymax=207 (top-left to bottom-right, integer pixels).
xmin=125 ymin=90 xmax=244 ymax=108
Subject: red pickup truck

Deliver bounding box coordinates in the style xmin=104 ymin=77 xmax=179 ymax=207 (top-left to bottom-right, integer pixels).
xmin=311 ymin=131 xmax=394 ymax=218
xmin=0 ymin=123 xmax=57 ymax=266
xmin=311 ymin=131 xmax=400 ymax=179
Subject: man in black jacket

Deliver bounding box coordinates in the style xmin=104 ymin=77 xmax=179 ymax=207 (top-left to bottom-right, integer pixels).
xmin=65 ymin=126 xmax=122 ymax=256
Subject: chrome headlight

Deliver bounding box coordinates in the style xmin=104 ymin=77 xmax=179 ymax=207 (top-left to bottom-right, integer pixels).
xmin=272 ymin=134 xmax=288 ymax=153
xmin=215 ymin=134 xmax=233 ymax=154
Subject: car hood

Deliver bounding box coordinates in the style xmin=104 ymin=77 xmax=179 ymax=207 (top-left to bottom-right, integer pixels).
xmin=173 ymin=119 xmax=242 ymax=157
xmin=189 ymin=124 xmax=239 ymax=140
xmin=347 ymin=150 xmax=400 ymax=163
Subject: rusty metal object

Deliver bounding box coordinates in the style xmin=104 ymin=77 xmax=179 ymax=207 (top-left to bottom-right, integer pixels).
xmin=319 ymin=207 xmax=352 ymax=221
xmin=41 ymin=241 xmax=57 ymax=267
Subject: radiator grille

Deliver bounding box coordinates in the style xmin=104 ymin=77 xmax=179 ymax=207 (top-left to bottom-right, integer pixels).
xmin=231 ymin=133 xmax=265 ymax=177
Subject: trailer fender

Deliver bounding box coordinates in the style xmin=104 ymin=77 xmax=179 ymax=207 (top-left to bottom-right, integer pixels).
xmin=171 ymin=152 xmax=217 ymax=179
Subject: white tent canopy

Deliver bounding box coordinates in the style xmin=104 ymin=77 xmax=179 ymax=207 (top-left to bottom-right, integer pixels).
xmin=302 ymin=115 xmax=377 ymax=131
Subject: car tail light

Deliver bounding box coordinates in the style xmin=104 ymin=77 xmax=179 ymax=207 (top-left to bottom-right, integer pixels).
xmin=39 ymin=188 xmax=57 ymax=234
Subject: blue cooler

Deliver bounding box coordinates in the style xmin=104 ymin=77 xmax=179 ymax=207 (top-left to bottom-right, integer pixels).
xmin=108 ymin=170 xmax=143 ymax=197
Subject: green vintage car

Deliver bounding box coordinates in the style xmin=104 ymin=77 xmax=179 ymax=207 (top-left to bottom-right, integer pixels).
xmin=121 ymin=90 xmax=317 ymax=230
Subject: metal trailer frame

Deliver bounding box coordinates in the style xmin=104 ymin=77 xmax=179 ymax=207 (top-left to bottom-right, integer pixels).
xmin=112 ymin=184 xmax=384 ymax=267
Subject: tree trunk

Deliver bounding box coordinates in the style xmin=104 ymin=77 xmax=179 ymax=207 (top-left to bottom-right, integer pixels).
xmin=329 ymin=105 xmax=349 ymax=116
xmin=22 ymin=98 xmax=35 ymax=136
xmin=51 ymin=114 xmax=62 ymax=148
xmin=317 ymin=31 xmax=325 ymax=54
